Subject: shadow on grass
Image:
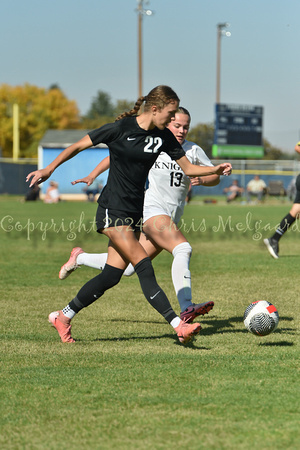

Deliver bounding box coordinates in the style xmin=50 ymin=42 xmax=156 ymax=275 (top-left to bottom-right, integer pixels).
xmin=109 ymin=316 xmax=294 ymax=337
xmin=109 ymin=318 xmax=164 ymax=325
xmin=197 ymin=315 xmax=294 ymax=336
xmin=200 ymin=316 xmax=246 ymax=335
xmin=108 ymin=316 xmax=246 ymax=336
xmin=86 ymin=333 xmax=208 ymax=350
xmin=258 ymin=341 xmax=295 ymax=346
xmin=275 ymin=255 xmax=300 ymax=258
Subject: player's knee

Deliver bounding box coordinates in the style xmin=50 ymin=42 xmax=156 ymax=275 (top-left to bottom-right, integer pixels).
xmin=172 ymin=242 xmax=192 ymax=259
xmin=101 ymin=264 xmax=124 ymax=290
xmin=134 ymin=257 xmax=155 ymax=279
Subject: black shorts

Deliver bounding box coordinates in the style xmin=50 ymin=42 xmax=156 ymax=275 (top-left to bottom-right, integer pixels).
xmin=95 ymin=205 xmax=143 ymax=233
xmin=293 ymin=174 xmax=300 ymax=204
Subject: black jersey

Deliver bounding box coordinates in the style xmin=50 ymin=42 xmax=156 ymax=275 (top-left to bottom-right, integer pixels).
xmin=88 ymin=116 xmax=185 ymax=213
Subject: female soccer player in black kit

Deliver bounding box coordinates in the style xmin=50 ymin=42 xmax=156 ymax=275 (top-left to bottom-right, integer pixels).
xmin=27 ymin=85 xmax=232 ymax=345
xmin=264 ymin=141 xmax=300 ymax=259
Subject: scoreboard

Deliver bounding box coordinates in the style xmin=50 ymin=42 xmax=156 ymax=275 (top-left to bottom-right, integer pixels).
xmin=212 ymin=103 xmax=264 ymax=158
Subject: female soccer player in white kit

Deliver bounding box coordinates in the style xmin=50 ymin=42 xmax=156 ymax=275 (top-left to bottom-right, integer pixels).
xmin=59 ymin=107 xmax=220 ymax=323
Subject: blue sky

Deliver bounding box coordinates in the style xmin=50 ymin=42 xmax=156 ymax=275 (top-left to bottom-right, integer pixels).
xmin=2 ymin=0 xmax=299 ymax=152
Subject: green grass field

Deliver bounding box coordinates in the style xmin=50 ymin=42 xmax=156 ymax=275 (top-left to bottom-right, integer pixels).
xmin=0 ymin=195 xmax=299 ymax=449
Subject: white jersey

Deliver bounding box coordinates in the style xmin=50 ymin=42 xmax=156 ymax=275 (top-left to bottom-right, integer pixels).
xmin=143 ymin=140 xmax=214 ymax=224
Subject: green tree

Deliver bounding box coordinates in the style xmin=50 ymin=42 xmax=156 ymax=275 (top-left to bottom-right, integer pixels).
xmin=262 ymin=138 xmax=287 ymax=160
xmin=85 ymin=90 xmax=115 ymax=119
xmin=114 ymin=99 xmax=134 ymax=118
xmin=0 ymin=83 xmax=80 ymax=158
xmin=187 ymin=122 xmax=214 ymax=158
xmin=80 ymin=116 xmax=113 ymax=130
xmin=82 ymin=96 xmax=135 ymax=130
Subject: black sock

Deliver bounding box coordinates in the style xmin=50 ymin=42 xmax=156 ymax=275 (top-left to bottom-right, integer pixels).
xmin=272 ymin=213 xmax=295 ymax=241
xmin=69 ymin=264 xmax=124 ymax=313
xmin=134 ymin=257 xmax=177 ymax=324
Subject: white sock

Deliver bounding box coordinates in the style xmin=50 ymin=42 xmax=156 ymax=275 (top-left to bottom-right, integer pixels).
xmin=123 ymin=264 xmax=135 ymax=276
xmin=76 ymin=252 xmax=135 ymax=276
xmin=172 ymin=242 xmax=193 ymax=312
xmin=170 ymin=317 xmax=181 ymax=328
xmin=62 ymin=305 xmax=76 ymax=319
xmin=77 ymin=252 xmax=108 ymax=270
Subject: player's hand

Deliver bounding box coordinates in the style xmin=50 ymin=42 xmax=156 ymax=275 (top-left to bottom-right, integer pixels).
xmin=190 ymin=177 xmax=202 ymax=186
xmin=71 ymin=176 xmax=95 ymax=186
xmin=26 ymin=169 xmax=51 ymax=187
xmin=215 ymin=163 xmax=232 ymax=176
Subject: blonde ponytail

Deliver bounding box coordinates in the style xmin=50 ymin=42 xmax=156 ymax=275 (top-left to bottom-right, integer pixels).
xmin=115 ymin=96 xmax=146 ymax=121
xmin=115 ymin=85 xmax=179 ymax=121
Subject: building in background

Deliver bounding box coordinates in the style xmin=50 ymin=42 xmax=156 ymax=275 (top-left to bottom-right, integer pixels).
xmin=38 ymin=130 xmax=109 ymax=200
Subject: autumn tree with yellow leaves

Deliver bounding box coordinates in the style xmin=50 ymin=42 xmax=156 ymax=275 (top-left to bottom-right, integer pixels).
xmin=0 ymin=83 xmax=80 ymax=158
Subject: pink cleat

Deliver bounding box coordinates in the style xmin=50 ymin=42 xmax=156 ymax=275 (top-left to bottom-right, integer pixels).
xmin=175 ymin=319 xmax=201 ymax=344
xmin=59 ymin=247 xmax=84 ymax=280
xmin=48 ymin=311 xmax=75 ymax=343
xmin=180 ymin=301 xmax=214 ymax=323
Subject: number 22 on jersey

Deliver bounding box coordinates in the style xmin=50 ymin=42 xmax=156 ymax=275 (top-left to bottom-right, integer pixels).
xmin=144 ymin=136 xmax=163 ymax=153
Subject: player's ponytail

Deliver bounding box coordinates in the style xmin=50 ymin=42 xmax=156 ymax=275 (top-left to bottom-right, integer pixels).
xmin=115 ymin=96 xmax=146 ymax=121
xmin=115 ymin=85 xmax=179 ymax=121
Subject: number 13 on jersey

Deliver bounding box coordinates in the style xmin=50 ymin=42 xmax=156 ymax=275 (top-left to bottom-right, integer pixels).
xmin=170 ymin=172 xmax=183 ymax=187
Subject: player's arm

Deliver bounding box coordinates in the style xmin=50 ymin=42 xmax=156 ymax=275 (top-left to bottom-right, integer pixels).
xmin=176 ymin=155 xmax=232 ymax=177
xmin=71 ymin=156 xmax=111 ymax=186
xmin=188 ymin=146 xmax=220 ymax=186
xmin=26 ymin=135 xmax=93 ymax=187
xmin=193 ymin=174 xmax=220 ymax=187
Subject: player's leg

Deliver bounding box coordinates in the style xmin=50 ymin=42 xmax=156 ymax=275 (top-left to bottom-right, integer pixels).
xmin=51 ymin=226 xmax=201 ymax=344
xmin=59 ymin=247 xmax=108 ymax=280
xmin=121 ymin=234 xmax=161 ymax=276
xmin=143 ymin=215 xmax=214 ymax=322
xmin=102 ymin=226 xmax=201 ymax=343
xmin=49 ymin=243 xmax=128 ymax=342
xmin=59 ymin=232 xmax=162 ymax=280
xmin=264 ymin=174 xmax=300 ymax=259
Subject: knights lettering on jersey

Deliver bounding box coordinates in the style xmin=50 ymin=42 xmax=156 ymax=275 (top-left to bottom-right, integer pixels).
xmin=153 ymin=160 xmax=182 ymax=171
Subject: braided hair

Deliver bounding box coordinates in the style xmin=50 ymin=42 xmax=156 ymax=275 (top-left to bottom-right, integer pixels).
xmin=115 ymin=85 xmax=179 ymax=121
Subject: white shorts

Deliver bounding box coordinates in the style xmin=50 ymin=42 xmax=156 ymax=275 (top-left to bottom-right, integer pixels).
xmin=143 ymin=204 xmax=171 ymax=223
xmin=143 ymin=192 xmax=183 ymax=225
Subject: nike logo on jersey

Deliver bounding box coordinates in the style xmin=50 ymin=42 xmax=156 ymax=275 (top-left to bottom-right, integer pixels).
xmin=127 ymin=137 xmax=136 ymax=141
xmin=184 ymin=275 xmax=191 ymax=279
xmin=150 ymin=290 xmax=161 ymax=300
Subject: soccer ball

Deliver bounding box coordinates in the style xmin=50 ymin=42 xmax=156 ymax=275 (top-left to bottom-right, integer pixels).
xmin=243 ymin=301 xmax=279 ymax=336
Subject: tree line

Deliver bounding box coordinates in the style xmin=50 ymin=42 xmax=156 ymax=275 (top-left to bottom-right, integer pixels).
xmin=0 ymin=83 xmax=287 ymax=159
